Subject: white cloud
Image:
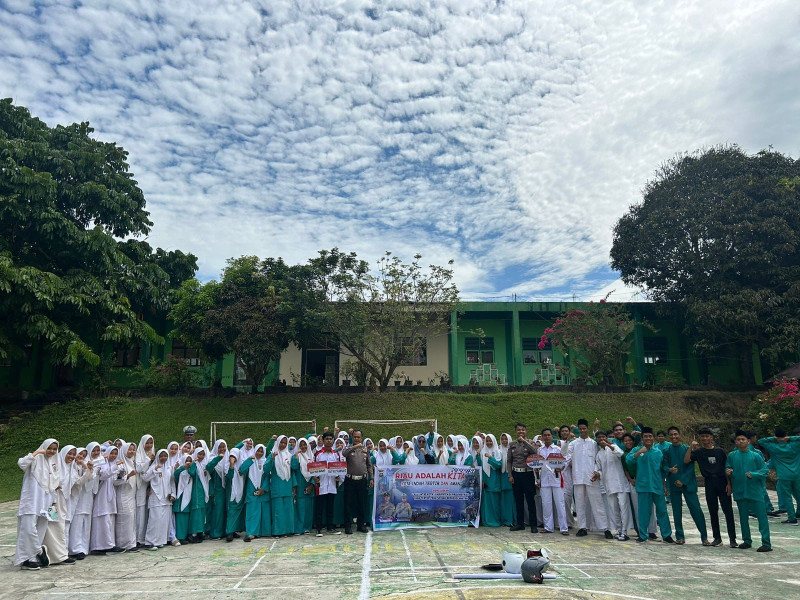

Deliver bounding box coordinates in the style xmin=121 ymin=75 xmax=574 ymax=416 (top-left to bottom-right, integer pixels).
xmin=2 ymin=0 xmax=799 ymax=295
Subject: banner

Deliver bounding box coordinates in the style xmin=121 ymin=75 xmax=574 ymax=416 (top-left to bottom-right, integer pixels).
xmin=372 ymin=465 xmax=482 ymax=531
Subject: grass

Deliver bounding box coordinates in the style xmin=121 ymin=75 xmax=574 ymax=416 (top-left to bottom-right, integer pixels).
xmin=0 ymin=389 xmax=756 ymax=502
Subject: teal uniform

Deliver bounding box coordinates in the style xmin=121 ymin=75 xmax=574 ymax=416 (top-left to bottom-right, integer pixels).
xmin=291 ymin=456 xmax=315 ymax=534
xmin=391 ymin=449 xmax=407 ymax=465
xmin=269 ymin=457 xmax=295 ymax=536
xmin=225 ymin=464 xmax=245 ymax=535
xmin=240 ymin=455 xmax=273 ymax=537
xmin=187 ymin=462 xmax=208 ymax=536
xmin=758 ymin=436 xmax=800 ymax=521
xmin=611 ymin=426 xmax=642 ymax=450
xmin=480 ymin=454 xmax=503 ymax=527
xmin=500 ymin=442 xmax=516 ymax=526
xmin=726 ymin=448 xmax=770 ymax=549
xmin=173 ymin=466 xmax=191 ymax=540
xmin=663 ymin=443 xmax=708 ymax=542
xmin=655 ymin=440 xmax=671 ymax=503
xmin=749 ymin=444 xmax=775 ymax=512
xmin=626 ymin=445 xmax=672 ymax=541
xmin=205 ymin=456 xmax=226 ymax=538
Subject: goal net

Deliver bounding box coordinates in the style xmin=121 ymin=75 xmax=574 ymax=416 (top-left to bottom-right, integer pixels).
xmin=210 ymin=420 xmax=316 ymax=444
xmin=333 ymin=419 xmax=437 ymax=443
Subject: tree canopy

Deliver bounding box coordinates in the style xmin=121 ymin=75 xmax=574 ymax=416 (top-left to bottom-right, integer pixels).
xmin=0 ymin=99 xmax=197 ymax=369
xmin=610 ymin=145 xmax=800 ymax=378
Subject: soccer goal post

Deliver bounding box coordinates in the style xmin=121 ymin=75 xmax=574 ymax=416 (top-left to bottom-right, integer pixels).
xmin=210 ymin=420 xmax=316 ymax=444
xmin=334 ymin=419 xmax=437 ymax=440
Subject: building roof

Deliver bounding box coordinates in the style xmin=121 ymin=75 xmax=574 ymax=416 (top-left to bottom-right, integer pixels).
xmin=766 ymin=362 xmax=800 ymax=383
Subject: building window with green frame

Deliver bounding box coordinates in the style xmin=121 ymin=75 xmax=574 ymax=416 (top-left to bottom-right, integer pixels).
xmin=522 ymin=338 xmax=552 ymax=364
xmin=643 ymin=337 xmax=668 ymax=365
xmin=112 ymin=345 xmax=140 ymax=368
xmin=170 ymin=336 xmax=202 ymax=366
xmin=465 ymin=337 xmax=494 ymax=364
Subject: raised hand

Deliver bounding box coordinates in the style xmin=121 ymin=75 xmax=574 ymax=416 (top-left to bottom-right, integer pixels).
xmin=690 ymin=439 xmax=700 ymax=450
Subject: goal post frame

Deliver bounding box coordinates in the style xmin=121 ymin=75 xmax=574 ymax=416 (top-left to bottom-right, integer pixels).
xmin=210 ymin=420 xmax=316 ymax=444
xmin=334 ymin=419 xmax=437 ymax=433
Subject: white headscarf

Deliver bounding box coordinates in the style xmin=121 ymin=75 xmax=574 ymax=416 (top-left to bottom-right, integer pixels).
xmin=134 ymin=434 xmax=154 ymax=488
xmin=432 ymin=434 xmax=449 ymax=465
xmin=375 ymin=439 xmax=393 ymax=466
xmin=31 ymin=438 xmax=61 ymax=494
xmin=452 ymin=436 xmax=469 ymax=466
xmin=210 ymin=439 xmax=229 ymax=488
xmin=288 ymin=437 xmax=297 ymax=456
xmin=147 ymin=450 xmax=173 ymax=502
xmin=446 ymin=435 xmax=456 ymax=453
xmin=228 ymin=448 xmax=244 ymax=503
xmin=389 ymin=436 xmax=403 ymax=451
xmin=241 ymin=438 xmax=255 ymax=460
xmin=176 ymin=455 xmax=194 ymax=511
xmin=167 ymin=441 xmax=181 ymax=470
xmin=101 ymin=446 xmax=121 ymax=504
xmin=273 ymin=435 xmax=292 ymax=481
xmin=295 ymin=439 xmax=312 ymax=482
xmin=121 ymin=441 xmax=137 ymax=491
xmin=402 ymin=441 xmax=419 ymax=465
xmin=58 ymin=444 xmax=77 ymax=498
xmin=248 ymin=444 xmax=266 ymax=491
xmin=363 ymin=438 xmax=374 ymax=456
xmin=468 ymin=436 xmax=483 ymax=467
xmin=192 ymin=447 xmax=209 ymax=503
xmin=484 ymin=435 xmax=501 ymax=478
xmin=85 ymin=441 xmax=103 ymax=493
xmin=499 ymin=433 xmax=512 ymax=474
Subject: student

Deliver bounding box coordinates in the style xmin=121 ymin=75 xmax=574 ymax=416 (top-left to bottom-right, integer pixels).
xmin=663 ymin=426 xmax=709 ymax=545
xmin=15 ymin=439 xmax=62 ymax=569
xmin=314 ymin=432 xmax=343 ymax=536
xmin=240 ymin=443 xmax=272 ymax=541
xmin=186 ymin=447 xmax=210 ymax=543
xmin=498 ymin=433 xmax=516 ymax=527
xmin=626 ymin=427 xmax=674 ymax=544
xmin=595 ymin=431 xmax=632 ymax=540
xmin=507 ymin=423 xmax=538 ymax=533
xmin=466 ymin=437 xmax=483 ymax=470
xmin=374 ymin=439 xmax=393 ymax=467
xmin=413 ymin=435 xmax=431 ymax=465
xmin=292 ymin=438 xmax=315 ymax=535
xmin=115 ymin=441 xmax=139 ymax=552
xmin=622 ymin=433 xmax=657 ymax=540
xmin=655 ymin=431 xmax=671 ymax=504
xmin=270 ymin=435 xmax=296 ymax=536
xmin=557 ymin=426 xmax=576 ymax=528
xmin=205 ymin=439 xmax=229 ymax=539
xmin=569 ymin=419 xmax=612 ymax=539
xmin=332 ymin=437 xmax=347 ymax=526
xmin=479 ymin=434 xmax=503 ymax=528
xmin=165 ymin=441 xmax=182 ymax=546
xmin=684 ymin=427 xmax=738 ymax=547
xmin=57 ymin=445 xmax=81 ymax=561
xmin=449 ymin=436 xmax=469 ymax=466
xmin=91 ymin=446 xmax=125 ymax=555
xmin=727 ymin=430 xmax=771 ymax=551
xmin=173 ymin=453 xmax=193 ymax=543
xmin=432 ymin=434 xmax=450 ymax=466
xmin=134 ymin=434 xmax=155 ymax=547
xmin=757 ymin=428 xmax=800 ymax=526
xmin=224 ymin=448 xmax=245 ymax=542
xmin=390 ymin=437 xmax=408 ymax=464
xmin=403 ymin=440 xmax=420 ymax=465
xmin=142 ymin=449 xmax=175 ymax=549
xmin=68 ymin=447 xmax=95 ymax=560
xmin=538 ymin=428 xmax=569 ymax=535
xmin=610 ymin=418 xmax=642 ymax=450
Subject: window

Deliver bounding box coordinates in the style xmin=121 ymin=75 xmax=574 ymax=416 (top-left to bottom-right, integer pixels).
xmin=643 ymin=337 xmax=668 ymax=365
xmin=399 ymin=337 xmax=427 ymax=366
xmin=170 ymin=337 xmax=202 ymax=366
xmin=465 ymin=337 xmax=494 ymax=364
xmin=112 ymin=345 xmax=140 ymax=368
xmin=522 ymin=338 xmax=552 ymax=364
xmin=234 ymin=356 xmax=252 ymax=386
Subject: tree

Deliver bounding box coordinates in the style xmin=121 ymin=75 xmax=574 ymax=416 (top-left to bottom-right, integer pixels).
xmin=0 ymin=99 xmax=196 ymax=371
xmin=309 ymin=249 xmax=460 ymax=391
xmin=610 ymin=146 xmax=800 ymax=381
xmin=539 ymin=299 xmax=637 ymax=385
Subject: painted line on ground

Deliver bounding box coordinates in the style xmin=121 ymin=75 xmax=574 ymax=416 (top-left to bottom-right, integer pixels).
xmin=541 ymin=543 xmax=592 ymax=579
xmin=399 ymin=529 xmax=418 ymax=582
xmin=358 ymin=530 xmax=372 ymax=600
xmin=232 ymin=540 xmax=276 ymax=589
xmin=45 ymin=584 xmax=362 ymax=595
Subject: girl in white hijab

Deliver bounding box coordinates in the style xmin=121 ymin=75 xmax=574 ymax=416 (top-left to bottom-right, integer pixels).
xmin=206 ymin=439 xmax=229 ymax=539
xmin=164 ymin=441 xmax=181 ymax=545
xmin=224 ymin=447 xmax=245 ymax=541
xmin=47 ymin=445 xmax=80 ymax=564
xmin=14 ymin=439 xmax=62 ymax=569
xmin=240 ymin=438 xmax=255 ymax=460
xmin=142 ymin=449 xmax=174 ymax=548
xmin=449 ymin=436 xmax=469 ymax=466
xmin=66 ymin=447 xmax=94 ymax=559
xmin=134 ymin=434 xmax=155 ymax=546
xmin=374 ymin=439 xmax=393 ymax=467
xmin=466 ymin=436 xmax=483 ymax=468
xmin=90 ymin=445 xmax=124 ymax=554
xmin=115 ymin=441 xmax=138 ymax=552
xmin=291 ymin=438 xmax=314 ymax=534
xmin=402 ymin=441 xmax=419 ymax=465
xmin=240 ymin=443 xmax=270 ymax=541
xmin=480 ymin=435 xmax=503 ymax=527
xmin=432 ymin=434 xmax=449 ymax=465
xmin=446 ymin=435 xmax=457 ymax=455
xmin=270 ymin=435 xmax=294 ymax=536
xmin=173 ymin=452 xmax=193 ymax=543
xmin=499 ymin=433 xmax=515 ymax=526
xmin=187 ymin=447 xmax=210 ymax=543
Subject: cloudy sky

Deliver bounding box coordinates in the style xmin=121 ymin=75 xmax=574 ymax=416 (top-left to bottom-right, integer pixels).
xmin=2 ymin=0 xmax=799 ymax=300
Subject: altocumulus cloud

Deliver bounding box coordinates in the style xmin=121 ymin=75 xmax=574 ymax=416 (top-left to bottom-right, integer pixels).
xmin=2 ymin=0 xmax=799 ymax=300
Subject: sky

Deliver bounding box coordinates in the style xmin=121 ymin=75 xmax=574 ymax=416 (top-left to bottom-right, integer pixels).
xmin=2 ymin=0 xmax=799 ymax=301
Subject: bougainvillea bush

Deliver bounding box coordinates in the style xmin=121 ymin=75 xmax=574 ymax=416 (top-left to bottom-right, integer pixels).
xmin=748 ymin=378 xmax=800 ymax=434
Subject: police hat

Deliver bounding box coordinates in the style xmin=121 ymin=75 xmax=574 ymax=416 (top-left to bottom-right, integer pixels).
xmin=183 ymin=425 xmax=198 ymax=435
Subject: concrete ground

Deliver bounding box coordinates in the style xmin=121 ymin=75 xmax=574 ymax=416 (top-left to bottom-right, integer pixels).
xmin=1 ymin=488 xmax=798 ymax=600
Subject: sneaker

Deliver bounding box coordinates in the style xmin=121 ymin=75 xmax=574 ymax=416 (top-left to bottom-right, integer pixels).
xmin=616 ymin=534 xmax=629 ymax=541
xmin=635 ymin=537 xmax=647 ymax=543
xmin=90 ymin=550 xmax=107 ymax=556
xmin=107 ymin=546 xmax=124 ymax=553
xmin=171 ymin=540 xmax=181 ymax=547
xmin=729 ymin=540 xmax=738 ymax=548
xmin=21 ymin=560 xmax=41 ymax=570
xmin=604 ymin=530 xmax=613 ymax=540
xmin=767 ymin=511 xmax=781 ymax=518
xmin=576 ymin=528 xmax=588 ymax=537
xmin=38 ymin=545 xmax=50 ymax=567
xmin=663 ymin=536 xmax=675 ymax=544
xmin=530 ymin=527 xmax=538 ymax=534
xmin=738 ymin=542 xmax=752 ymax=549
xmin=756 ymin=545 xmax=772 ymax=552
xmin=327 ymin=529 xmax=342 ymax=535
xmin=55 ymin=558 xmax=76 ymax=565
xmin=509 ymin=525 xmax=524 ymax=532
xmin=316 ymin=531 xmax=323 ymax=537
xmin=781 ymin=519 xmax=799 ymax=526
xmin=648 ymin=533 xmax=658 ymax=540
xmin=126 ymin=547 xmax=139 ymax=553
xmin=225 ymin=534 xmax=234 ymax=543
xmin=710 ymin=538 xmax=722 ymax=547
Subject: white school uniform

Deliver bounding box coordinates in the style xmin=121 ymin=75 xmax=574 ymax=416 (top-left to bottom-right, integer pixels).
xmin=143 ymin=450 xmax=175 ymax=547
xmin=568 ymin=436 xmax=609 ymax=531
xmin=538 ymin=443 xmax=570 ymax=533
xmin=14 ymin=439 xmax=60 ymax=567
xmin=134 ymin=435 xmax=155 ymax=544
xmin=69 ymin=446 xmax=97 ymax=555
xmin=595 ymin=443 xmax=633 ymax=534
xmin=115 ymin=442 xmax=138 ymax=550
xmin=558 ymin=438 xmax=576 ymax=527
xmin=91 ymin=447 xmax=123 ymax=551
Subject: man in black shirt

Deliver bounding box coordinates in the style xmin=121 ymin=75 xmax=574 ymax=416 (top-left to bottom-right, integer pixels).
xmin=684 ymin=427 xmax=737 ymax=547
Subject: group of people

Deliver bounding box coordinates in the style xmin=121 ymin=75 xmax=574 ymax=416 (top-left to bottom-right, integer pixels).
xmin=13 ymin=418 xmax=800 ymax=571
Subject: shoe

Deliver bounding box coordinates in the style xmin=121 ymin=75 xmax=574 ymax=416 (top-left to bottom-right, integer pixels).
xmin=226 ymin=534 xmax=234 ymax=543
xmin=781 ymin=519 xmax=799 ymax=526
xmin=663 ymin=536 xmax=675 ymax=544
xmin=710 ymin=538 xmax=722 ymax=547
xmin=21 ymin=560 xmax=41 ymax=570
xmin=316 ymin=531 xmax=323 ymax=537
xmin=108 ymin=546 xmax=124 ymax=553
xmin=738 ymin=542 xmax=751 ymax=549
xmin=756 ymin=546 xmax=772 ymax=552
xmin=171 ymin=540 xmax=181 ymax=547
xmin=530 ymin=527 xmax=538 ymax=533
xmin=509 ymin=525 xmax=524 ymax=531
xmin=38 ymin=544 xmax=50 ymax=567
xmin=145 ymin=545 xmax=158 ymax=551
xmin=560 ymin=531 xmax=569 ymax=536
xmin=729 ymin=540 xmax=738 ymax=548
xmin=540 ymin=529 xmax=552 ymax=534
xmin=635 ymin=537 xmax=647 ymax=543
xmin=344 ymin=529 xmax=353 ymax=535
xmin=767 ymin=511 xmax=781 ymax=518
xmin=604 ymin=530 xmax=613 ymax=540
xmin=576 ymin=528 xmax=587 ymax=537
xmin=357 ymin=526 xmax=368 ymax=533
xmin=244 ymin=536 xmax=254 ymax=543
xmin=56 ymin=558 xmax=76 ymax=565
xmin=75 ymin=553 xmax=86 ymax=560
xmin=233 ymin=532 xmax=241 ymax=539
xmin=126 ymin=547 xmax=139 ymax=553
xmin=327 ymin=529 xmax=342 ymax=535
xmin=616 ymin=534 xmax=629 ymax=541
xmin=90 ymin=550 xmax=107 ymax=556
xmin=648 ymin=533 xmax=658 ymax=540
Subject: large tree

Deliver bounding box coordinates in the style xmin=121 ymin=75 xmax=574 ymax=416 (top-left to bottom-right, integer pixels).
xmin=610 ymin=145 xmax=800 ymax=381
xmin=309 ymin=249 xmax=460 ymax=391
xmin=0 ymin=99 xmax=196 ymax=371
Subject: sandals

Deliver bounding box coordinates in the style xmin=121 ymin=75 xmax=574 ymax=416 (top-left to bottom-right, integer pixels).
xmin=701 ymin=540 xmax=712 ymax=546
xmin=675 ymin=539 xmax=686 ymax=545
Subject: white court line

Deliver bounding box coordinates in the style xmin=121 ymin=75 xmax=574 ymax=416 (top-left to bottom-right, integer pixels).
xmin=46 ymin=584 xmax=362 ymax=595
xmin=358 ymin=530 xmax=372 ymax=600
xmin=541 ymin=543 xmax=592 ymax=579
xmin=399 ymin=529 xmax=418 ymax=582
xmin=232 ymin=540 xmax=276 ymax=589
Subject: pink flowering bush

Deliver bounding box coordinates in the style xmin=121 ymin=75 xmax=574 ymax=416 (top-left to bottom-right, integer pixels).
xmin=134 ymin=354 xmax=198 ymax=392
xmin=748 ymin=378 xmax=800 ymax=433
xmin=540 ymin=296 xmax=638 ymax=385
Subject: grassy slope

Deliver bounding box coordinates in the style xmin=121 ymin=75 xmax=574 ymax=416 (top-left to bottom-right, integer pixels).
xmin=0 ymin=390 xmax=755 ymax=502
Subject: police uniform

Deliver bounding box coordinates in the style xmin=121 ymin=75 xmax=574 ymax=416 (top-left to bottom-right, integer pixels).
xmin=507 ymin=437 xmax=538 ymax=532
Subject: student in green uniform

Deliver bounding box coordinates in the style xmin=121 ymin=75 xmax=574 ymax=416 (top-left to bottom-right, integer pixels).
xmin=240 ymin=444 xmax=272 ymax=541
xmin=186 ymin=448 xmax=209 ymax=543
xmin=466 ymin=437 xmax=482 ymax=468
xmin=480 ymin=434 xmax=503 ymax=527
xmin=224 ymin=448 xmax=245 ymax=542
xmin=292 ymin=438 xmax=315 ymax=534
xmin=727 ymin=430 xmax=771 ymax=551
xmin=626 ymin=427 xmax=674 ymax=543
xmin=498 ymin=433 xmax=516 ymax=527
xmin=173 ymin=454 xmax=194 ymax=543
xmin=390 ymin=437 xmax=408 ymax=465
xmin=663 ymin=427 xmax=709 ymax=545
xmin=757 ymin=428 xmax=800 ymax=526
xmin=655 ymin=431 xmax=671 ymax=504
xmin=270 ymin=435 xmax=296 ymax=537
xmin=205 ymin=439 xmax=228 ymax=540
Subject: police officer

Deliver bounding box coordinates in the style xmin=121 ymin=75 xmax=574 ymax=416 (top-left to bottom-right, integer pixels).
xmin=183 ymin=425 xmax=197 ymax=444
xmin=342 ymin=429 xmax=373 ymax=534
xmin=507 ymin=422 xmax=539 ymax=533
